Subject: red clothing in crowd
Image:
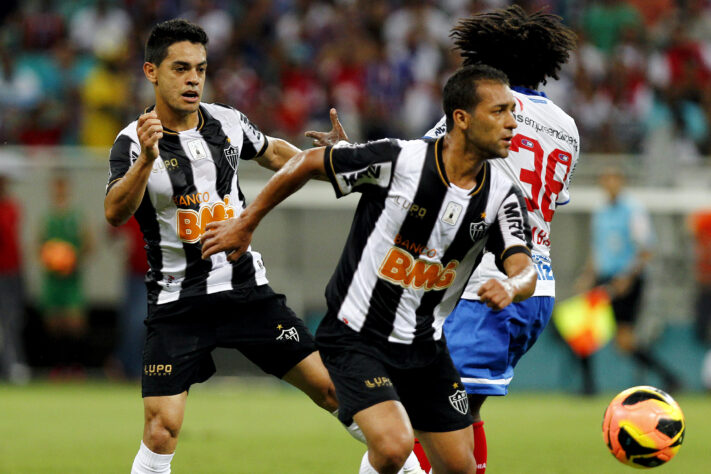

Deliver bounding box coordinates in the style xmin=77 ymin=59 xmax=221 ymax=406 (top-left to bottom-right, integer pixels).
xmin=0 ymin=196 xmax=21 ymax=273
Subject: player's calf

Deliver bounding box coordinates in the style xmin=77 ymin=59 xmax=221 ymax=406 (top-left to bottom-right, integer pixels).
xmin=418 ymin=427 xmax=475 ymax=474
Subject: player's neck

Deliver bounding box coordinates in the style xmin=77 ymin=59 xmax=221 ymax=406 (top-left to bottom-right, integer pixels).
xmin=442 ymin=134 xmax=485 ymax=189
xmin=154 ymin=101 xmax=199 ymax=132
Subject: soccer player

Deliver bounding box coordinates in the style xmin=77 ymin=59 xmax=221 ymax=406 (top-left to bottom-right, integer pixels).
xmin=418 ymin=7 xmax=579 ymax=473
xmin=104 ymin=19 xmax=348 ymax=473
xmin=308 ymin=7 xmax=580 ymax=473
xmin=201 ymin=64 xmax=537 ymax=474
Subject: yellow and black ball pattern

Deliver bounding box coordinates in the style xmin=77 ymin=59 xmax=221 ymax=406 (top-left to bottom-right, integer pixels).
xmin=602 ymin=386 xmax=685 ymax=468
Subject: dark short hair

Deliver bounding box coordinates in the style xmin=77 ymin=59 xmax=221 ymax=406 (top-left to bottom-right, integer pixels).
xmin=451 ymin=5 xmax=576 ymax=89
xmin=443 ymin=65 xmax=509 ymax=131
xmin=145 ymin=19 xmax=208 ymax=66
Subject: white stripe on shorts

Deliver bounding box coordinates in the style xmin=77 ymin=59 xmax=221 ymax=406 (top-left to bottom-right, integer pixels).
xmin=461 ymin=376 xmax=513 ymax=385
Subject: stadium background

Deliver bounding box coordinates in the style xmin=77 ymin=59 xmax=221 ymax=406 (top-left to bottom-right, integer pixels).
xmin=1 ymin=0 xmax=711 ymax=391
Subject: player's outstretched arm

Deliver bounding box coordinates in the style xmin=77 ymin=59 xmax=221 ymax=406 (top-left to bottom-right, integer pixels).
xmin=201 ymin=147 xmax=328 ymax=260
xmin=255 ymin=137 xmax=302 ymax=172
xmin=104 ymin=111 xmax=163 ymax=226
xmin=478 ymin=253 xmax=536 ymax=310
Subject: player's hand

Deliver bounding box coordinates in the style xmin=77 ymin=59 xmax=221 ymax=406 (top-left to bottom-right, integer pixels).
xmin=608 ymin=275 xmax=633 ymax=298
xmin=304 ymin=108 xmax=349 ymax=146
xmin=200 ymin=219 xmax=253 ymax=261
xmin=477 ymin=279 xmax=514 ymax=311
xmin=136 ymin=111 xmax=163 ymax=162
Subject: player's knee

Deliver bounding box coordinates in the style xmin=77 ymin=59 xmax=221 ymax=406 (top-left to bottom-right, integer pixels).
xmin=368 ymin=431 xmax=413 ymax=472
xmin=436 ymin=451 xmax=475 ymax=474
xmin=309 ymin=378 xmax=338 ymax=412
xmin=144 ymin=413 xmax=181 ymax=451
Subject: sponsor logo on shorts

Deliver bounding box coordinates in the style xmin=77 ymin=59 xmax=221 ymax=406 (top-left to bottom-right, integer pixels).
xmin=448 ymin=383 xmax=469 ymax=415
xmin=276 ymin=324 xmax=299 ymax=342
xmin=144 ymin=364 xmax=173 ymax=376
xmin=364 ymin=377 xmax=392 ymax=388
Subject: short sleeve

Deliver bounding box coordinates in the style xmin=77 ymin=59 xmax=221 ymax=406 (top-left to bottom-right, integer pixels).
xmin=422 ymin=115 xmax=447 ymax=139
xmin=323 ymin=139 xmax=400 ymax=197
xmin=236 ymin=111 xmax=268 ymax=160
xmin=106 ymin=134 xmax=138 ymax=194
xmin=487 ymin=186 xmax=533 ymax=269
xmin=556 ymin=126 xmax=580 ymax=206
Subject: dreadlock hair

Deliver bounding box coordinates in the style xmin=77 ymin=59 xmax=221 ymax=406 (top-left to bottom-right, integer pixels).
xmin=451 ymin=5 xmax=576 ymax=89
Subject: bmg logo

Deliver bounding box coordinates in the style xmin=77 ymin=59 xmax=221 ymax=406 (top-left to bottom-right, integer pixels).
xmin=144 ymin=364 xmax=173 ymax=376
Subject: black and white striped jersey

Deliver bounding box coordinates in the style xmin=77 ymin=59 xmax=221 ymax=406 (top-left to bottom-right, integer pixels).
xmin=107 ymin=103 xmax=269 ymax=305
xmin=323 ymin=137 xmax=532 ymax=345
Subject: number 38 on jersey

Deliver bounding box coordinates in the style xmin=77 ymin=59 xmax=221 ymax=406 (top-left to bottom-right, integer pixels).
xmin=511 ymin=133 xmax=573 ymax=223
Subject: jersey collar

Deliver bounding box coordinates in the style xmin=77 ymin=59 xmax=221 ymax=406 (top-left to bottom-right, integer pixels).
xmin=142 ymin=105 xmax=205 ymax=135
xmin=434 ymin=137 xmax=488 ymax=196
xmin=511 ymin=86 xmax=548 ymax=98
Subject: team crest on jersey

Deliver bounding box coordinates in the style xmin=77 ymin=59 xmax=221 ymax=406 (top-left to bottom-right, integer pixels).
xmin=276 ymin=325 xmax=299 ymax=342
xmin=469 ymin=220 xmax=489 ymax=241
xmin=223 ymin=139 xmax=240 ymax=171
xmin=448 ymin=385 xmax=469 ymax=415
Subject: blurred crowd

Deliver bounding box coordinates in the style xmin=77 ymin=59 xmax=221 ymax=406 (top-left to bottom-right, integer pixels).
xmin=1 ymin=0 xmax=711 ymax=158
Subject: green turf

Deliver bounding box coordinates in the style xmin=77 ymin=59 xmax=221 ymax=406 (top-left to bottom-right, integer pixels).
xmin=0 ymin=381 xmax=708 ymax=473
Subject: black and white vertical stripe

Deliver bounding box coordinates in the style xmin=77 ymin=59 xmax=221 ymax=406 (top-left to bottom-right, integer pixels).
xmin=107 ymin=103 xmax=269 ymax=305
xmin=323 ymin=138 xmax=532 ymax=344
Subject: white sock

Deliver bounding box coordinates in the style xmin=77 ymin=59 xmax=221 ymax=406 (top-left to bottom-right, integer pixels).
xmin=359 ymin=451 xmax=379 ymax=474
xmin=400 ymin=451 xmax=422 ymax=472
xmin=331 ymin=409 xmax=367 ymax=444
xmin=131 ymin=441 xmax=174 ymax=474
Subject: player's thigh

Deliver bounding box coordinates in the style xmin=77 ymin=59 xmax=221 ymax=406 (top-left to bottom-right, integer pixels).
xmin=281 ymin=351 xmax=336 ymax=409
xmin=318 ymin=345 xmax=401 ymax=427
xmin=394 ymin=347 xmax=473 ymax=433
xmin=142 ymin=299 xmax=218 ymax=398
xmin=443 ymin=300 xmax=511 ymax=394
xmin=416 ymin=426 xmax=475 ymax=474
xmin=215 ymin=285 xmax=316 ymax=378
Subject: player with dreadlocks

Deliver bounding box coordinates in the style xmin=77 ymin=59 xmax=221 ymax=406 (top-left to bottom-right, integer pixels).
xmin=412 ymin=6 xmax=579 ymax=473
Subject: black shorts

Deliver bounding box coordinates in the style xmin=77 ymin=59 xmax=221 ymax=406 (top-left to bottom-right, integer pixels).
xmin=316 ymin=315 xmax=473 ymax=433
xmin=142 ymin=285 xmax=315 ymax=397
xmin=598 ymin=275 xmax=644 ymax=324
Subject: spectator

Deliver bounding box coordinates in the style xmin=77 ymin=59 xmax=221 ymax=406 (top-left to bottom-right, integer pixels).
xmin=581 ymin=0 xmax=643 ymax=55
xmin=0 ymin=170 xmax=30 ymax=384
xmin=105 ymin=217 xmax=148 ymax=380
xmin=79 ymin=48 xmax=131 ymax=147
xmin=68 ymin=0 xmax=132 ymax=58
xmin=688 ymin=210 xmax=711 ymax=344
xmin=38 ymin=174 xmax=93 ymax=378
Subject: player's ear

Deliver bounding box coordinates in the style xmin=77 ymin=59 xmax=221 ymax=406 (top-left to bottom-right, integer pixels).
xmin=144 ymin=62 xmax=158 ymax=85
xmin=452 ymin=109 xmax=470 ymax=131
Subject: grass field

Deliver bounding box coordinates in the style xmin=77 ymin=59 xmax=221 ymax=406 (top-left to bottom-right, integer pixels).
xmin=0 ymin=380 xmax=708 ymax=473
